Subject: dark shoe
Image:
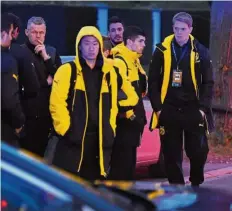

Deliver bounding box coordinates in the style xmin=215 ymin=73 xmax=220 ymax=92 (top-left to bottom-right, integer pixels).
xmin=191 ymin=183 xmax=200 ymax=187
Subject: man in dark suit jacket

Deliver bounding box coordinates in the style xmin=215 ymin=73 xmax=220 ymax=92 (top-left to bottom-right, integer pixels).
xmin=20 ymin=16 xmax=62 ymax=157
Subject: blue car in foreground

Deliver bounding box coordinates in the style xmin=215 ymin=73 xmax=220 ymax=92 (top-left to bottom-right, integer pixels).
xmin=1 ymin=142 xmax=156 ymax=211
xmin=1 ymin=142 xmax=232 ymax=211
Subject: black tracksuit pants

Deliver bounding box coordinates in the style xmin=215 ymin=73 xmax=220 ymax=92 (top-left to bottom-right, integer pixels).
xmin=108 ymin=118 xmax=143 ymax=181
xmin=52 ymin=132 xmax=103 ymax=181
xmin=20 ymin=116 xmax=52 ymax=157
xmin=1 ymin=123 xmax=20 ymax=148
xmin=108 ymin=142 xmax=137 ymax=181
xmin=159 ymin=103 xmax=209 ymax=185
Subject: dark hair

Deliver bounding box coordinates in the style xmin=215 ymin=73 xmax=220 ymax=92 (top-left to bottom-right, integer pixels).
xmin=1 ymin=14 xmax=13 ymax=33
xmin=3 ymin=12 xmax=21 ymax=31
xmin=123 ymin=26 xmax=145 ymax=44
xmin=102 ymin=36 xmax=112 ymax=52
xmin=108 ymin=16 xmax=124 ymax=30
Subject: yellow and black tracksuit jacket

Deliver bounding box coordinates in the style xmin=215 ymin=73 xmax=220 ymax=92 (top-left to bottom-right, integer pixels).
xmin=106 ymin=57 xmax=139 ymax=115
xmin=50 ymin=26 xmax=119 ymax=177
xmin=148 ymin=34 xmax=214 ymax=132
xmin=111 ymin=43 xmax=148 ymax=125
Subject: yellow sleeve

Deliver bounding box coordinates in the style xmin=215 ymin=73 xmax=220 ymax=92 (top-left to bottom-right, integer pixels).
xmin=50 ymin=63 xmax=72 ymax=136
xmin=114 ymin=58 xmax=139 ymax=107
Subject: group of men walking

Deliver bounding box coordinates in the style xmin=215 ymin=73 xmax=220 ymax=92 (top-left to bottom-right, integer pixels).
xmin=1 ymin=11 xmax=214 ymax=187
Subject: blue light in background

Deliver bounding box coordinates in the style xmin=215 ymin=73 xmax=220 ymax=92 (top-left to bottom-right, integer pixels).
xmin=152 ymin=10 xmax=161 ymax=52
xmin=97 ymin=7 xmax=108 ymax=36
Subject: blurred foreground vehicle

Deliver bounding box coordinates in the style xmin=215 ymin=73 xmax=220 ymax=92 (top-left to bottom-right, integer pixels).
xmin=1 ymin=142 xmax=232 ymax=211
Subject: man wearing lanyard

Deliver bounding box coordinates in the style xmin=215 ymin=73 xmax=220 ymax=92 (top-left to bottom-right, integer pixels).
xmin=148 ymin=12 xmax=214 ymax=186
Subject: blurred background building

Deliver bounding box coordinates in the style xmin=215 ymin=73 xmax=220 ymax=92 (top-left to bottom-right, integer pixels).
xmin=1 ymin=1 xmax=211 ymax=65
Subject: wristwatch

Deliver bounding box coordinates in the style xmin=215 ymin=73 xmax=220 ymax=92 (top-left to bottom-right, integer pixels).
xmin=129 ymin=114 xmax=136 ymax=121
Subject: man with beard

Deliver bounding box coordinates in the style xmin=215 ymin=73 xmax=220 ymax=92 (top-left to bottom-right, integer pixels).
xmin=108 ymin=16 xmax=124 ymax=48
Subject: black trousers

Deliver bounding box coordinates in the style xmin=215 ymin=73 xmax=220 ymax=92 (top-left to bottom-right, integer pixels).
xmin=159 ymin=103 xmax=209 ymax=185
xmin=52 ymin=132 xmax=103 ymax=181
xmin=1 ymin=123 xmax=19 ymax=148
xmin=108 ymin=119 xmax=142 ymax=181
xmin=108 ymin=144 xmax=137 ymax=180
xmin=20 ymin=116 xmax=52 ymax=157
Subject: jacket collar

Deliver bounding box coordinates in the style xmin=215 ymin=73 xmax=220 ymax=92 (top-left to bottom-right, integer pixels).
xmin=162 ymin=34 xmax=196 ymax=51
xmin=111 ymin=43 xmax=140 ymax=61
xmin=25 ymin=38 xmax=37 ymax=52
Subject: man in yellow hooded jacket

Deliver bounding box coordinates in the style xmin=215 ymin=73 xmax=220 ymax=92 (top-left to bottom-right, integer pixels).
xmin=108 ymin=26 xmax=148 ymax=180
xmin=49 ymin=26 xmax=120 ymax=181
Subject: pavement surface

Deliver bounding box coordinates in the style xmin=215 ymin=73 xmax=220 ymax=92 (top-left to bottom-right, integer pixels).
xmin=182 ymin=162 xmax=232 ymax=195
xmin=137 ymin=162 xmax=232 ymax=196
xmin=202 ymin=174 xmax=232 ymax=194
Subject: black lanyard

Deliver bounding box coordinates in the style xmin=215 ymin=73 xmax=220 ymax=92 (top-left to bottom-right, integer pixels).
xmin=172 ymin=41 xmax=188 ymax=70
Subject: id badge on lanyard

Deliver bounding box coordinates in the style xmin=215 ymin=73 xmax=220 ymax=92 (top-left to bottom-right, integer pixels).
xmin=172 ymin=68 xmax=183 ymax=87
xmin=171 ymin=42 xmax=188 ymax=88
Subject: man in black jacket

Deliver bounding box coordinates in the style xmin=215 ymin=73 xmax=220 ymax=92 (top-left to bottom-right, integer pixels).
xmin=5 ymin=13 xmax=40 ymax=99
xmin=148 ymin=12 xmax=214 ymax=186
xmin=1 ymin=14 xmax=25 ymax=147
xmin=20 ymin=16 xmax=62 ymax=156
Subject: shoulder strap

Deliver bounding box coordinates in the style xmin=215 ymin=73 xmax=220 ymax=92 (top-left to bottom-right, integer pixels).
xmin=105 ymin=72 xmax=113 ymax=96
xmin=156 ymin=43 xmax=166 ymax=52
xmin=115 ymin=55 xmax=129 ymax=76
xmin=66 ymin=61 xmax=77 ymax=110
xmin=113 ymin=66 xmax=123 ymax=90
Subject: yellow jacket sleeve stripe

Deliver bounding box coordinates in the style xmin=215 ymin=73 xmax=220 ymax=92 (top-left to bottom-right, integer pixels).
xmin=109 ymin=70 xmax=118 ymax=136
xmin=50 ymin=63 xmax=72 ymax=136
